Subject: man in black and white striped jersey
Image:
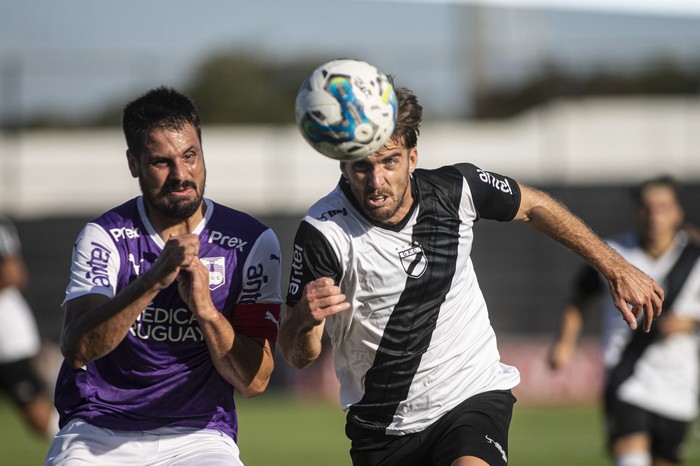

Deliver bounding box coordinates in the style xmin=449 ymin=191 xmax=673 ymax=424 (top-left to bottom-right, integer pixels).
xmin=279 ymin=81 xmax=664 ymax=466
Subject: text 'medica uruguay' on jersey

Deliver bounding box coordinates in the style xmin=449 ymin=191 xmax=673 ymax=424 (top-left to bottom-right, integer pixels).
xmin=55 ymin=197 xmax=283 ymax=441
xmin=286 ymin=163 xmax=522 ymax=435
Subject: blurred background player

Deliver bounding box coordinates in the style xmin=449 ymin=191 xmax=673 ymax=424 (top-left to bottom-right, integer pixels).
xmin=549 ymin=175 xmax=700 ymax=466
xmin=0 ymin=214 xmax=58 ymax=438
xmin=279 ymin=78 xmax=664 ymax=466
xmin=44 ymin=87 xmax=283 ymax=465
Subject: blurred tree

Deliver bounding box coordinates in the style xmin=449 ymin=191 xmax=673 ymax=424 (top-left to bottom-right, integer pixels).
xmin=18 ymin=53 xmax=700 ymax=127
xmin=28 ymin=52 xmax=323 ymax=128
xmin=473 ymin=57 xmax=700 ymax=119
xmin=186 ymin=52 xmax=320 ymax=125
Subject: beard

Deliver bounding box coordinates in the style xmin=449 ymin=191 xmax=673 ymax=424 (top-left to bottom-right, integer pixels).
xmin=140 ymin=178 xmax=205 ymax=220
xmin=362 ymin=188 xmax=407 ymax=223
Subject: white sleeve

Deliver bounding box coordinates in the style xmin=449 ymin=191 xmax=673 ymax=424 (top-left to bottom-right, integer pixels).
xmin=672 ymin=259 xmax=700 ymax=320
xmin=63 ymin=222 xmax=121 ymax=305
xmin=237 ymin=228 xmax=283 ymax=305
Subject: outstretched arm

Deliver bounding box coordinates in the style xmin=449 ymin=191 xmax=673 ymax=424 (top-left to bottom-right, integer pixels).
xmin=515 ymin=184 xmax=664 ymax=332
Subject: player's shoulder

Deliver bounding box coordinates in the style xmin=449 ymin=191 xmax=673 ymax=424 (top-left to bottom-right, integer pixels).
xmin=413 ymin=163 xmax=506 ymax=194
xmin=206 ymin=199 xmax=271 ymax=238
xmin=303 ymin=185 xmax=348 ymax=222
xmin=606 ymin=231 xmax=639 ymax=251
xmin=0 ymin=214 xmax=15 ymax=231
xmin=90 ymin=198 xmax=140 ymax=229
xmin=413 ymin=164 xmax=466 ymax=186
xmin=81 ymin=199 xmax=142 ymax=248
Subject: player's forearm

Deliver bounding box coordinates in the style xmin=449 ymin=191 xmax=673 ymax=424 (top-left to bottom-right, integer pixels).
xmin=518 ymin=185 xmax=623 ymax=276
xmin=557 ymin=303 xmax=584 ymax=346
xmin=197 ymin=312 xmax=274 ymax=397
xmin=278 ymin=306 xmax=323 ymax=369
xmin=61 ymin=273 xmax=164 ymax=368
xmin=228 ymin=335 xmax=275 ymax=398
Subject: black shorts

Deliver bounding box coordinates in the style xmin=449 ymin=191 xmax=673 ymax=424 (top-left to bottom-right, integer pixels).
xmin=605 ymin=395 xmax=690 ymax=463
xmin=346 ymin=389 xmax=516 ymax=466
xmin=0 ymin=357 xmax=46 ymax=405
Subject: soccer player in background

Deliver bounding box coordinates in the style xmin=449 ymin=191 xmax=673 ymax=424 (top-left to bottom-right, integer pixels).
xmin=278 ymin=80 xmax=665 ymax=466
xmin=549 ymin=176 xmax=700 ymax=466
xmin=0 ymin=214 xmax=58 ymax=438
xmin=45 ymin=87 xmax=283 ymax=465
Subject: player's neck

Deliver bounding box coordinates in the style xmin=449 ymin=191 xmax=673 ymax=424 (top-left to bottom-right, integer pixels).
xmin=643 ymin=233 xmax=676 ymax=259
xmin=146 ymin=203 xmax=206 ymax=240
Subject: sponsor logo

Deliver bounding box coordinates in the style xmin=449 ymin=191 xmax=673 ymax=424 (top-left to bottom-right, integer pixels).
xmin=85 ymin=241 xmax=111 ymax=288
xmin=128 ymin=253 xmax=144 ymax=276
xmin=485 ymin=435 xmax=508 ymax=463
xmin=109 ymin=227 xmax=141 ymax=242
xmin=476 ymin=168 xmax=513 ymax=194
xmin=239 ymin=263 xmax=269 ymax=304
xmin=129 ymin=305 xmax=203 ymax=342
xmin=353 ymin=77 xmax=371 ymax=98
xmin=288 ymin=244 xmax=304 ymax=296
xmin=398 ymin=244 xmax=427 ymax=278
xmin=201 ymin=257 xmax=226 ymax=291
xmin=208 ymin=231 xmax=247 ymax=251
xmin=316 ymin=207 xmax=348 ymax=222
xmin=270 ymin=253 xmax=281 ymax=263
xmin=265 ymin=311 xmax=280 ymax=327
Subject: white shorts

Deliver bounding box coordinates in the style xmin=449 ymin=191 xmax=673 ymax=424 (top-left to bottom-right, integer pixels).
xmin=45 ymin=418 xmax=244 ymax=466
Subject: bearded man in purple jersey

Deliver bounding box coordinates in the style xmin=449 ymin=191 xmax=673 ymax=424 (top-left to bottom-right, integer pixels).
xmin=45 ymin=87 xmax=283 ymax=466
xmin=279 ymin=78 xmax=665 ymax=466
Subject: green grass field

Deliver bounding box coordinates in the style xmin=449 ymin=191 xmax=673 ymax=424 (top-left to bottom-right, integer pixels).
xmin=2 ymin=393 xmax=699 ymax=465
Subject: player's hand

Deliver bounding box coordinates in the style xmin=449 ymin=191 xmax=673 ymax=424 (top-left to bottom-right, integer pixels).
xmin=148 ymin=234 xmax=201 ymax=291
xmin=547 ymin=341 xmax=574 ymax=371
xmin=177 ymin=257 xmax=216 ymax=318
xmin=607 ymin=265 xmax=664 ymax=332
xmin=298 ymin=277 xmax=350 ymax=327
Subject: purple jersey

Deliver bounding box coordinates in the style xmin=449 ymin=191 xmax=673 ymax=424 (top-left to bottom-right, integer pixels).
xmin=54 ymin=197 xmax=283 ymax=441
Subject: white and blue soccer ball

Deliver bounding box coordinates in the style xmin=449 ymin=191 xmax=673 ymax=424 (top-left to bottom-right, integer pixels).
xmin=295 ymin=59 xmax=398 ymax=161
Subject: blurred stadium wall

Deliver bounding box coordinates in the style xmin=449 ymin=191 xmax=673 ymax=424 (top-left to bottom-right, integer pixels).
xmin=3 ymin=96 xmax=699 ymax=404
xmin=2 ymin=96 xmax=700 ymax=217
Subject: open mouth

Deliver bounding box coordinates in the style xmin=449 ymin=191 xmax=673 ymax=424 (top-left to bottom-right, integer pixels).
xmin=366 ymin=194 xmax=389 ymax=208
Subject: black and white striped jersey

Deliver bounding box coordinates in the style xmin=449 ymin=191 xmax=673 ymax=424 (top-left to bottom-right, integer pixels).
xmin=286 ymin=163 xmax=522 ymax=435
xmin=583 ymin=231 xmax=700 ymax=421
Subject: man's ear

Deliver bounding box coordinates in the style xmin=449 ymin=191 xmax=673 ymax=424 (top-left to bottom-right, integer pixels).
xmin=126 ymin=150 xmax=139 ymax=178
xmin=408 ymin=147 xmax=418 ymax=174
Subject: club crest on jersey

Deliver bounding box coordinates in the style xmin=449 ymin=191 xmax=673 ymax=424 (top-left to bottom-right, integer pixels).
xmin=398 ymin=245 xmax=427 ymax=278
xmin=201 ymin=256 xmax=226 ymax=291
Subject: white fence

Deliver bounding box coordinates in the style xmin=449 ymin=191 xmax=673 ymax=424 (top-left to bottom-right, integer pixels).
xmin=2 ymin=96 xmax=700 ymax=219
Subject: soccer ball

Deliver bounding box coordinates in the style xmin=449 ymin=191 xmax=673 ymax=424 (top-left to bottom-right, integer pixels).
xmin=295 ymin=59 xmax=398 ymax=161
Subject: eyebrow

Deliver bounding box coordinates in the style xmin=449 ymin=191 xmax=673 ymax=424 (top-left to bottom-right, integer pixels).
xmin=381 ymin=151 xmax=403 ymax=159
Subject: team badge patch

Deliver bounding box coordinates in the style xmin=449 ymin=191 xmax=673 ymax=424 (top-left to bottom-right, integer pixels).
xmin=201 ymin=257 xmax=226 ymax=291
xmin=398 ymin=245 xmax=427 ymax=278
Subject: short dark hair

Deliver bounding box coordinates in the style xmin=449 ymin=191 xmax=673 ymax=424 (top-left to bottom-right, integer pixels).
xmin=632 ymin=175 xmax=681 ymax=206
xmin=122 ymin=86 xmax=201 ymax=156
xmin=389 ymin=77 xmax=422 ymax=149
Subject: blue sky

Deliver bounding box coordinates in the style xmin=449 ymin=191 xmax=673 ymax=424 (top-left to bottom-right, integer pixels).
xmin=3 ymin=0 xmax=700 ymax=121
